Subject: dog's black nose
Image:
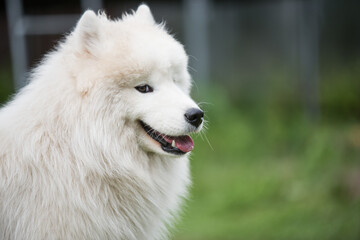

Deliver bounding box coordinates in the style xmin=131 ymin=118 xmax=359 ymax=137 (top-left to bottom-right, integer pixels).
xmin=185 ymin=108 xmax=204 ymax=128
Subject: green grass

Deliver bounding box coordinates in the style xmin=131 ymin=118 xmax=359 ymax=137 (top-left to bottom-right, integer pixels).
xmin=0 ymin=64 xmax=14 ymax=105
xmin=173 ymin=88 xmax=360 ymax=240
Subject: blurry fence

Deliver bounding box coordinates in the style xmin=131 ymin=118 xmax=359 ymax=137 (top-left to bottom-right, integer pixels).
xmin=5 ymin=0 xmax=103 ymax=90
xmin=208 ymin=0 xmax=322 ymax=119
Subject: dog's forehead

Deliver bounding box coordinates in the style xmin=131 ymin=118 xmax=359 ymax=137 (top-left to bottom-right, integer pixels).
xmin=129 ymin=27 xmax=187 ymax=66
xmin=123 ymin=27 xmax=188 ymax=74
xmin=99 ymin=19 xmax=190 ymax=87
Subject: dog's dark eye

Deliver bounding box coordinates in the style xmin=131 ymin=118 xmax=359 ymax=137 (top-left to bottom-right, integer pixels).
xmin=135 ymin=84 xmax=153 ymax=93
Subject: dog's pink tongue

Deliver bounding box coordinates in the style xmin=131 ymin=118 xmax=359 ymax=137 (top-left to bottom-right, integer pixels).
xmin=164 ymin=135 xmax=194 ymax=153
xmin=175 ymin=135 xmax=194 ymax=152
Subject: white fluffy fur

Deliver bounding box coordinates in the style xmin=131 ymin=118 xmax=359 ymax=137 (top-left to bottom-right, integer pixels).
xmin=0 ymin=5 xmax=202 ymax=240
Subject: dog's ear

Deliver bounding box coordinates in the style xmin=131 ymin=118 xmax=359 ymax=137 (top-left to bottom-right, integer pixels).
xmin=73 ymin=11 xmax=101 ymax=95
xmin=74 ymin=10 xmax=100 ymax=56
xmin=135 ymin=4 xmax=155 ymax=24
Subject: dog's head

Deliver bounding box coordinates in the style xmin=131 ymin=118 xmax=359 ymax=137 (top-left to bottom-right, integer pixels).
xmin=66 ymin=5 xmax=203 ymax=157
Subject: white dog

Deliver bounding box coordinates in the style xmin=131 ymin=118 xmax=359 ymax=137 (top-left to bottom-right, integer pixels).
xmin=0 ymin=5 xmax=203 ymax=240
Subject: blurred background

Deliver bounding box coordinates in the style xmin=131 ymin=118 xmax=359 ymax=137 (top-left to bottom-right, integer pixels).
xmin=1 ymin=0 xmax=360 ymax=239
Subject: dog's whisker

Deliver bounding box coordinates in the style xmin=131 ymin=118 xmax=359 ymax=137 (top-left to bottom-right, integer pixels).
xmin=197 ymin=101 xmax=213 ymax=107
xmin=203 ymin=134 xmax=214 ymax=151
xmin=188 ymin=54 xmax=199 ymax=62
xmin=187 ymin=65 xmax=197 ymax=73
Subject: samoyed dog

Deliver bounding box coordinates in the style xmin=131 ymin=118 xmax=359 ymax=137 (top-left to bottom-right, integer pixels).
xmin=0 ymin=5 xmax=203 ymax=240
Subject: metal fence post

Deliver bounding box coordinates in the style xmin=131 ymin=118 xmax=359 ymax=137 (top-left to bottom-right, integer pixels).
xmin=183 ymin=0 xmax=210 ymax=83
xmin=5 ymin=0 xmax=103 ymax=90
xmin=5 ymin=0 xmax=28 ymax=90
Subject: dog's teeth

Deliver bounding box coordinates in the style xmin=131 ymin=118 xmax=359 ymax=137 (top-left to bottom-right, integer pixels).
xmin=171 ymin=140 xmax=176 ymax=148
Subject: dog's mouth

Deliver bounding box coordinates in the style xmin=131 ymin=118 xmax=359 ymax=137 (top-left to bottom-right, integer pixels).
xmin=139 ymin=121 xmax=194 ymax=155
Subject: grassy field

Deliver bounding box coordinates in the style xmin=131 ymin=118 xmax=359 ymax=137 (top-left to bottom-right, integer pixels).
xmin=173 ymin=89 xmax=360 ymax=240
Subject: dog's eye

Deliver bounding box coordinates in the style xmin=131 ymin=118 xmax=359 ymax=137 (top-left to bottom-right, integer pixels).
xmin=135 ymin=84 xmax=153 ymax=93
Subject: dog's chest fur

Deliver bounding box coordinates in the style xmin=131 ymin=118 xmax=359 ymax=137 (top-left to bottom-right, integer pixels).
xmin=0 ymin=145 xmax=190 ymax=240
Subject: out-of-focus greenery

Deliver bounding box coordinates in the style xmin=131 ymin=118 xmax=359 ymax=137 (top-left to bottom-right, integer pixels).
xmin=0 ymin=63 xmax=359 ymax=240
xmin=321 ymin=61 xmax=360 ymax=119
xmin=0 ymin=64 xmax=14 ymax=105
